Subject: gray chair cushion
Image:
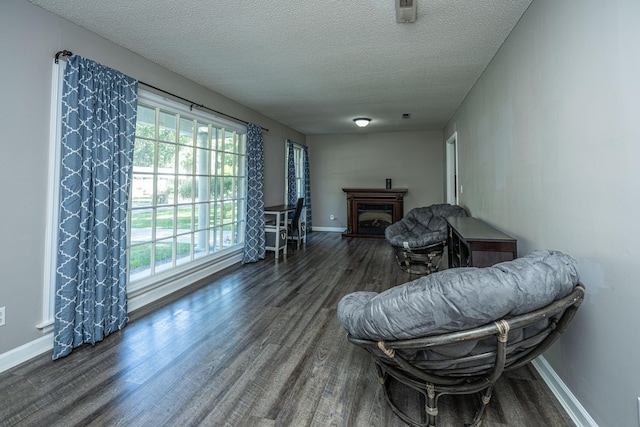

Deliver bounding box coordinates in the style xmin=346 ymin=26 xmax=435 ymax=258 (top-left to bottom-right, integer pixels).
xmin=337 ymin=250 xmax=579 ymax=341
xmin=385 ymin=204 xmax=468 ymax=248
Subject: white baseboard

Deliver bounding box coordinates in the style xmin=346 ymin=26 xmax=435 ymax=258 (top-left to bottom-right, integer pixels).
xmin=532 ymin=356 xmax=598 ymax=427
xmin=0 ymin=251 xmax=242 ymax=375
xmin=0 ymin=333 xmax=53 ymax=373
xmin=311 ymin=226 xmax=346 ymax=233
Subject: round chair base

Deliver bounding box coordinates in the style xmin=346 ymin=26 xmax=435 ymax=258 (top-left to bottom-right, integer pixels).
xmin=392 ymin=241 xmax=446 ymax=275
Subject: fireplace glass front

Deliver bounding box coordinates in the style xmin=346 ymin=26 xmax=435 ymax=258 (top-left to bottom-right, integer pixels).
xmin=357 ymin=203 xmax=393 ymax=235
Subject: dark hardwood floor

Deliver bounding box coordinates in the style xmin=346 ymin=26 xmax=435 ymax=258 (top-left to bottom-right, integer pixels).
xmin=0 ymin=232 xmax=574 ymax=426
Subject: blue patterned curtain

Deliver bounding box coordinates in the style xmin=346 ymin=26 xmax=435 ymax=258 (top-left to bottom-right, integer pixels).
xmin=302 ymin=145 xmax=312 ymax=232
xmin=286 ymin=140 xmax=297 ymax=206
xmin=242 ymin=123 xmax=266 ymax=263
xmin=53 ymin=55 xmax=138 ymax=360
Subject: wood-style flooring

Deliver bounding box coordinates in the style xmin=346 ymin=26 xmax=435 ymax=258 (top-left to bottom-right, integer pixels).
xmin=0 ymin=232 xmax=575 ymax=426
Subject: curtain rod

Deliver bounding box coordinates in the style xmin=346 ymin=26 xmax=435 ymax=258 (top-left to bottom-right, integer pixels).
xmin=54 ymin=50 xmax=269 ymax=132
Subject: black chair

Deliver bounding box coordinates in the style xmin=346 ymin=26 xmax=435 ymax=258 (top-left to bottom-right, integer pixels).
xmin=287 ymin=198 xmax=306 ymax=249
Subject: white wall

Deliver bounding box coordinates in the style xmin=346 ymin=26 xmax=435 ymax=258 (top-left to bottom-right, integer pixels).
xmin=444 ymin=0 xmax=640 ymax=425
xmin=0 ymin=0 xmax=304 ymax=355
xmin=307 ymin=131 xmax=444 ymax=230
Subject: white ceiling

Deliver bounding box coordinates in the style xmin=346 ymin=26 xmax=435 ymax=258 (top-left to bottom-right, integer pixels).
xmin=29 ymin=0 xmax=532 ymax=135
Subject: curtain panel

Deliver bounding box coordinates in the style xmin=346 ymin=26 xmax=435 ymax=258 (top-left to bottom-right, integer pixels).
xmin=242 ymin=123 xmax=266 ymax=263
xmin=53 ymin=55 xmax=138 ymax=359
xmin=286 ymin=140 xmax=297 ymax=206
xmin=302 ymin=145 xmax=312 ymax=232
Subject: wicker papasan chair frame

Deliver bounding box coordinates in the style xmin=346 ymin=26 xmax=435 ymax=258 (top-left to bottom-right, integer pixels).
xmin=385 ymin=204 xmax=469 ymax=275
xmin=346 ymin=284 xmax=585 ymax=427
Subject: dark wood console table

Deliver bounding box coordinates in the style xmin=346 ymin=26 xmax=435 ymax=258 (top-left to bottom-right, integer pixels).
xmin=446 ymin=216 xmax=517 ymax=268
xmin=342 ymin=188 xmax=407 ymax=238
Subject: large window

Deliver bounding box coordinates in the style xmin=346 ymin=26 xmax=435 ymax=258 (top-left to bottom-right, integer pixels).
xmin=128 ymin=92 xmax=247 ymax=283
xmin=286 ymin=142 xmax=305 ymax=200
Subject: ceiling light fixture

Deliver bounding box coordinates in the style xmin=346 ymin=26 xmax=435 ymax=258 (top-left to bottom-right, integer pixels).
xmin=353 ymin=118 xmax=371 ymax=127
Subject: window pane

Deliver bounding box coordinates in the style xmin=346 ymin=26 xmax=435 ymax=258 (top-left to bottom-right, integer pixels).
xmin=134 ymin=138 xmax=155 ymax=168
xmin=210 ymin=227 xmax=224 ymax=252
xmin=195 ymin=203 xmax=208 ymax=231
xmin=223 ymin=177 xmax=234 ymax=199
xmin=159 ymin=110 xmax=176 ymax=142
xmin=223 ymin=151 xmax=234 ymax=170
xmin=195 ymin=148 xmax=209 ymax=175
xmin=156 ymin=175 xmax=175 ymax=205
xmin=158 ymin=141 xmax=176 ymax=173
xmin=131 ymin=173 xmax=153 ymax=207
xmin=177 ymin=175 xmax=193 ymax=203
xmin=210 ymin=202 xmax=223 ymax=227
xmin=237 ymin=134 xmax=246 ymax=155
xmin=237 ymin=177 xmax=246 ymax=202
xmin=210 ymin=177 xmax=221 ymax=200
xmin=156 ymin=206 xmax=174 ymax=240
xmin=194 ymin=230 xmax=208 ymax=258
xmin=155 ymin=238 xmax=174 ymax=273
xmin=223 ymin=201 xmax=234 ymax=223
xmin=130 ymin=209 xmax=153 ymax=242
xmin=215 ymin=151 xmax=224 ymax=175
xmin=176 ymin=205 xmax=193 ymax=234
xmin=136 ymin=105 xmax=156 ymax=137
xmin=178 ymin=145 xmax=193 ymax=174
xmin=176 ymin=234 xmax=192 ymax=266
xmin=237 ymin=154 xmax=246 ymax=178
xmin=195 ymin=175 xmax=208 ymax=203
xmin=129 ymin=243 xmax=151 ymax=280
xmin=196 ymin=123 xmax=209 ymax=148
xmin=224 ymin=130 xmax=235 ymax=152
xmin=179 ymin=118 xmax=194 ymax=146
xmin=222 ymin=224 xmax=233 ymax=248
xmin=213 ymin=127 xmax=222 ymax=151
xmin=210 ymin=150 xmax=218 ymax=178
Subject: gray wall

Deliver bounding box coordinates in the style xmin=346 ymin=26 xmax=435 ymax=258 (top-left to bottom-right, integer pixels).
xmin=444 ymin=0 xmax=640 ymax=425
xmin=4 ymin=0 xmax=638 ymax=424
xmin=307 ymin=131 xmax=444 ymax=230
xmin=0 ymin=0 xmax=303 ymax=354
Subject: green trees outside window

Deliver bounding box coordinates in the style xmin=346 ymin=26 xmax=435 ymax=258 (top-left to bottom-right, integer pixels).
xmin=128 ymin=93 xmax=246 ymax=282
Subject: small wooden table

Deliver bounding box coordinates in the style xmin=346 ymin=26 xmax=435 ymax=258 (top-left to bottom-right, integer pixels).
xmin=264 ymin=204 xmax=306 ymax=258
xmin=446 ymin=216 xmax=517 ymax=268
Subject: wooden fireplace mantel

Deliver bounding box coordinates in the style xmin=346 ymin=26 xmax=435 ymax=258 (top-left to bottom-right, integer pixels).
xmin=342 ymin=188 xmax=408 ymax=238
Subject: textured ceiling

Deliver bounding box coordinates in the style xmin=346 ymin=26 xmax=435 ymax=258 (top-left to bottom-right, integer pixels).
xmin=29 ymin=0 xmax=531 ymax=135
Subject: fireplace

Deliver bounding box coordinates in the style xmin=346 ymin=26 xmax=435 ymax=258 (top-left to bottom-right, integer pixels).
xmin=357 ymin=203 xmax=393 ymax=235
xmin=342 ymin=188 xmax=407 ymax=238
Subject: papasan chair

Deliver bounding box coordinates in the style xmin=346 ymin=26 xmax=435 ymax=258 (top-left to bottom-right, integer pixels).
xmin=385 ymin=203 xmax=468 ymax=275
xmin=338 ymin=250 xmax=585 ymax=427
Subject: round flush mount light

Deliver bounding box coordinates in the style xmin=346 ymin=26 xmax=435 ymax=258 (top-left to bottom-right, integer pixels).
xmin=353 ymin=118 xmax=371 ymax=127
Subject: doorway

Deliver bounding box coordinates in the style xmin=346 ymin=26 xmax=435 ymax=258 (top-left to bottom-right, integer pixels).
xmin=445 ymin=132 xmax=459 ymax=205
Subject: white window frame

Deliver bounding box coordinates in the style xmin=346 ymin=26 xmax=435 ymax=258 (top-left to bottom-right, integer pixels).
xmin=39 ymin=61 xmax=66 ymax=331
xmin=285 ymin=142 xmax=305 ymax=201
xmin=127 ymin=90 xmax=247 ymax=294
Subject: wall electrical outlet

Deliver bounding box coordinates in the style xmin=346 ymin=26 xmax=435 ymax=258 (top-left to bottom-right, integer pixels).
xmin=0 ymin=306 xmax=5 ymax=327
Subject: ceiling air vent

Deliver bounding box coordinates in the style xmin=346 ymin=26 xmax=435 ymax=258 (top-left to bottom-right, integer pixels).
xmin=396 ymin=0 xmax=417 ymax=23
